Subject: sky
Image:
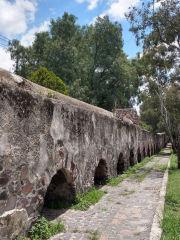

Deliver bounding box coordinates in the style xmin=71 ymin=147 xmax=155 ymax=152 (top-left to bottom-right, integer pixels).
xmin=0 ymin=0 xmax=143 ymax=112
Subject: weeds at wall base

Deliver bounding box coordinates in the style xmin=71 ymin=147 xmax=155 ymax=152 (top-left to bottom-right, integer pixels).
xmin=49 ymin=187 xmax=107 ymax=211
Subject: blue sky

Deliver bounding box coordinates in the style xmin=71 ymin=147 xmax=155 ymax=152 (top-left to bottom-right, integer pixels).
xmin=0 ymin=0 xmax=143 ymax=71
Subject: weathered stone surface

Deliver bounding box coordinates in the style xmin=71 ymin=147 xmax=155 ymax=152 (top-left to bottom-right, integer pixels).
xmin=0 ymin=191 xmax=8 ymax=200
xmin=0 ymin=173 xmax=10 ymax=187
xmin=16 ymin=198 xmax=28 ymax=209
xmin=0 ymin=209 xmax=28 ymax=240
xmin=21 ymin=183 xmax=33 ymax=196
xmin=5 ymin=195 xmax=17 ymax=211
xmin=20 ymin=166 xmax=28 ymax=180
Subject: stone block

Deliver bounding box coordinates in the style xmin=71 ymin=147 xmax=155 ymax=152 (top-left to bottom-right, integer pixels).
xmin=0 ymin=209 xmax=28 ymax=240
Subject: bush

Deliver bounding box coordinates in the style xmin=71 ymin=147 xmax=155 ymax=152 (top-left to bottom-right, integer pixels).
xmin=30 ymin=67 xmax=69 ymax=96
xmin=30 ymin=216 xmax=65 ymax=240
xmin=140 ymin=121 xmax=153 ymax=132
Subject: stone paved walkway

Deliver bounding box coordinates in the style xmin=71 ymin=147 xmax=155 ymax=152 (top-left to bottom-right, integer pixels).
xmin=42 ymin=144 xmax=171 ymax=240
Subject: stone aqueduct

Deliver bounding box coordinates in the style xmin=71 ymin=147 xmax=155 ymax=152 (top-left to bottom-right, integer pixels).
xmin=0 ymin=68 xmax=168 ymax=239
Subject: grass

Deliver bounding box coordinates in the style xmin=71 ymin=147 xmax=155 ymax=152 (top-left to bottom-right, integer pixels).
xmin=102 ymin=208 xmax=107 ymax=211
xmin=161 ymin=154 xmax=180 ymax=239
xmin=116 ymin=201 xmax=121 ymax=204
xmin=84 ymin=230 xmax=100 ymax=240
xmin=107 ymin=154 xmax=158 ymax=186
xmin=49 ymin=187 xmax=107 ymax=211
xmin=135 ymin=169 xmax=151 ymax=182
xmin=16 ymin=217 xmax=65 ymax=240
xmin=119 ymin=189 xmax=135 ymax=196
xmin=134 ymin=232 xmax=140 ymax=236
xmin=72 ymin=229 xmax=80 ymax=233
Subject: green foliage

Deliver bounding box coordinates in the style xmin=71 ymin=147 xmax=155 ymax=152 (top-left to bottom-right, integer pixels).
xmin=119 ymin=189 xmax=135 ymax=196
xmin=140 ymin=120 xmax=153 ymax=132
xmin=30 ymin=67 xmax=69 ymax=96
xmin=161 ymin=154 xmax=180 ymax=239
xmin=8 ymin=13 xmax=143 ymax=111
xmin=84 ymin=230 xmax=100 ymax=240
xmin=49 ymin=187 xmax=107 ymax=211
xmin=170 ymin=148 xmax=174 ymax=154
xmin=30 ymin=216 xmax=65 ymax=240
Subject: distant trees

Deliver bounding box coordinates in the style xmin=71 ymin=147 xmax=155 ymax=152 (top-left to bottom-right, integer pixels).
xmin=8 ymin=13 xmax=143 ymax=111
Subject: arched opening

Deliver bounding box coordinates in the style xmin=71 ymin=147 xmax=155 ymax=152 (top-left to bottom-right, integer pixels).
xmin=44 ymin=168 xmax=75 ymax=206
xmin=147 ymin=145 xmax=150 ymax=157
xmin=137 ymin=148 xmax=141 ymax=163
xmin=129 ymin=150 xmax=134 ymax=166
xmin=151 ymin=144 xmax=154 ymax=155
xmin=117 ymin=153 xmax=125 ymax=174
xmin=94 ymin=159 xmax=108 ymax=185
xmin=143 ymin=147 xmax=146 ymax=158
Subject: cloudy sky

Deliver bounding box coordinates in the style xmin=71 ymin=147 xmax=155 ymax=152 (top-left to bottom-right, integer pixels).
xmin=0 ymin=0 xmax=143 ymax=71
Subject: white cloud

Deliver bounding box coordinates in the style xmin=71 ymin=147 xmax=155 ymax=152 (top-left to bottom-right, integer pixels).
xmin=21 ymin=20 xmax=50 ymax=47
xmin=76 ymin=0 xmax=100 ymax=10
xmin=106 ymin=0 xmax=140 ymax=20
xmin=0 ymin=47 xmax=14 ymax=71
xmin=50 ymin=8 xmax=56 ymax=14
xmin=0 ymin=0 xmax=37 ymax=36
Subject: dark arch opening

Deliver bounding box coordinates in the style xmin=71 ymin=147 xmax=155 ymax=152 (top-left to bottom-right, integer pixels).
xmin=151 ymin=145 xmax=154 ymax=155
xmin=117 ymin=153 xmax=125 ymax=174
xmin=154 ymin=144 xmax=156 ymax=153
xmin=129 ymin=150 xmax=134 ymax=166
xmin=44 ymin=168 xmax=75 ymax=206
xmin=143 ymin=147 xmax=146 ymax=158
xmin=137 ymin=148 xmax=141 ymax=163
xmin=147 ymin=145 xmax=150 ymax=157
xmin=94 ymin=159 xmax=108 ymax=185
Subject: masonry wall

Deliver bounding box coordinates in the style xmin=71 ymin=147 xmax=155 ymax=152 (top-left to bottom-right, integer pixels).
xmin=0 ymin=68 xmax=167 ymax=239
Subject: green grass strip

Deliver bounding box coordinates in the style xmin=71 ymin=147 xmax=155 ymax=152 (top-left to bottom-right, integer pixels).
xmin=49 ymin=187 xmax=107 ymax=211
xmin=161 ymin=154 xmax=180 ymax=240
xmin=107 ymin=154 xmax=158 ymax=186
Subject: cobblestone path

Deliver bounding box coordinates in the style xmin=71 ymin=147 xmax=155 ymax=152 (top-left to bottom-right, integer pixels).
xmin=42 ymin=144 xmax=171 ymax=240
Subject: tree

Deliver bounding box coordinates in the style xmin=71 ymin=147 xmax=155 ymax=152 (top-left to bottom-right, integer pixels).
xmin=126 ymin=0 xmax=180 ymax=150
xmin=7 ymin=13 xmax=143 ymax=111
xmin=30 ymin=67 xmax=69 ymax=96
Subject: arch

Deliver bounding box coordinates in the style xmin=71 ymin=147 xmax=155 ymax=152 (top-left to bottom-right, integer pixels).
xmin=129 ymin=150 xmax=134 ymax=166
xmin=137 ymin=148 xmax=141 ymax=163
xmin=154 ymin=143 xmax=156 ymax=154
xmin=94 ymin=159 xmax=108 ymax=185
xmin=143 ymin=147 xmax=146 ymax=158
xmin=147 ymin=145 xmax=150 ymax=157
xmin=44 ymin=168 xmax=75 ymax=206
xmin=151 ymin=144 xmax=154 ymax=155
xmin=117 ymin=152 xmax=125 ymax=174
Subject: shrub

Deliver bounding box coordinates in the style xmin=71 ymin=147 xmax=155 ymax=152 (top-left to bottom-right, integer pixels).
xmin=140 ymin=121 xmax=153 ymax=132
xmin=30 ymin=67 xmax=69 ymax=96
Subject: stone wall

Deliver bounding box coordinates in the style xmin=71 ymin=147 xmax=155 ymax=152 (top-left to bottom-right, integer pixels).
xmin=115 ymin=108 xmax=140 ymax=126
xmin=0 ymin=68 xmax=168 ymax=239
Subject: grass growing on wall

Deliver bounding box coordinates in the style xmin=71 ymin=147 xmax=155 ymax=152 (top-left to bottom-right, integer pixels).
xmin=161 ymin=154 xmax=180 ymax=239
xmin=49 ymin=187 xmax=108 ymax=211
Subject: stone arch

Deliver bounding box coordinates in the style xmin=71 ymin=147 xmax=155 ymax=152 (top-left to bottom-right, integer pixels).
xmin=137 ymin=148 xmax=141 ymax=163
xmin=151 ymin=144 xmax=154 ymax=155
xmin=147 ymin=145 xmax=150 ymax=157
xmin=129 ymin=150 xmax=134 ymax=166
xmin=143 ymin=147 xmax=146 ymax=158
xmin=94 ymin=159 xmax=108 ymax=184
xmin=44 ymin=168 xmax=75 ymax=206
xmin=117 ymin=152 xmax=125 ymax=174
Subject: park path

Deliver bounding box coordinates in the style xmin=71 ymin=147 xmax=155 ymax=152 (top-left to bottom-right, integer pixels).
xmin=42 ymin=144 xmax=171 ymax=240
